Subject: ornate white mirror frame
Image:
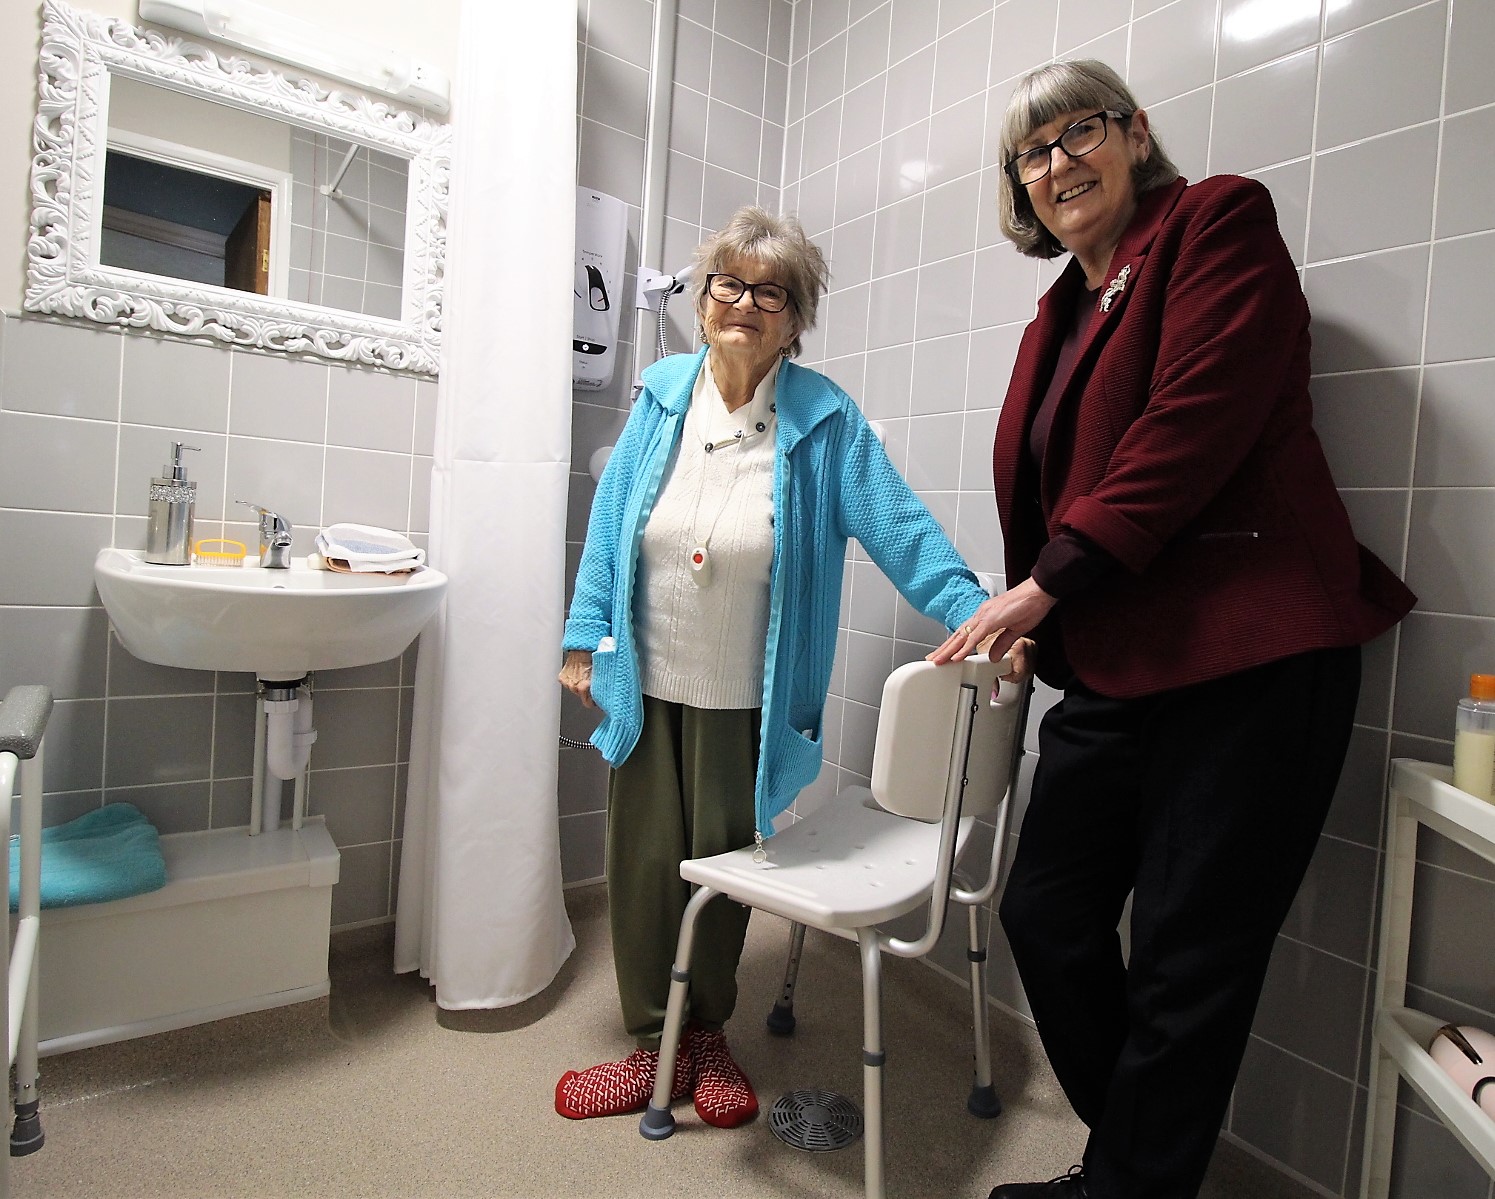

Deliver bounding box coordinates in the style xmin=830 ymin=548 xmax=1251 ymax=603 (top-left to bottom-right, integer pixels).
xmin=26 ymin=0 xmax=450 ymax=374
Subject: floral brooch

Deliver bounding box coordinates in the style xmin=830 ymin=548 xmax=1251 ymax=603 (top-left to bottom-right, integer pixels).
xmin=1099 ymin=263 xmax=1131 ymax=312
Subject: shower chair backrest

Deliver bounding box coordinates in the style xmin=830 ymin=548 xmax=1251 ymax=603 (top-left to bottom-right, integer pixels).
xmin=868 ymin=654 xmax=1017 ymax=824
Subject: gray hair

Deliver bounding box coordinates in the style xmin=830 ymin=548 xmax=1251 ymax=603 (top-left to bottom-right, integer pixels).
xmin=997 ymin=59 xmax=1180 ymax=259
xmin=691 ymin=207 xmax=829 ymax=359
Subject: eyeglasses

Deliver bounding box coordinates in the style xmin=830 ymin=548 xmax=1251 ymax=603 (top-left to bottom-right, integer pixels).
xmin=1005 ymin=111 xmax=1127 ymax=186
xmin=706 ymin=273 xmax=794 ymax=313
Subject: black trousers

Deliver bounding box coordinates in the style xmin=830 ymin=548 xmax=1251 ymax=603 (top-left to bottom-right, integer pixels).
xmin=998 ymin=645 xmax=1361 ymax=1199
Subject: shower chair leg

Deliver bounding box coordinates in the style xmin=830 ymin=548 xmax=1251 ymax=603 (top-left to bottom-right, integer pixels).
xmin=766 ymin=920 xmax=807 ymax=1035
xmin=641 ymin=884 xmax=717 ymax=1141
xmin=964 ymin=901 xmax=1001 ymax=1118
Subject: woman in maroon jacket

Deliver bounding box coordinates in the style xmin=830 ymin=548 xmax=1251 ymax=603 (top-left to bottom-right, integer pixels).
xmin=929 ymin=61 xmax=1414 ymax=1199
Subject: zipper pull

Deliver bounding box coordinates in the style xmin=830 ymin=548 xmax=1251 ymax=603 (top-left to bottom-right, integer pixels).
xmin=752 ymin=829 xmax=767 ymax=865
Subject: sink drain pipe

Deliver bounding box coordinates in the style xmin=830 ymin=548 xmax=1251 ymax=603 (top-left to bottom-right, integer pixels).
xmin=249 ymin=677 xmax=318 ymax=835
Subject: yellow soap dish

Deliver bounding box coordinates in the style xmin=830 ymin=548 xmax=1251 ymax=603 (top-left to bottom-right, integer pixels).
xmin=194 ymin=538 xmax=248 ymax=566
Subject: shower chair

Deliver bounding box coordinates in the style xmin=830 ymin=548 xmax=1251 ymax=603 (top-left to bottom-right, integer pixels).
xmin=640 ymin=653 xmax=1032 ymax=1199
xmin=1 ymin=685 xmax=51 ymax=1199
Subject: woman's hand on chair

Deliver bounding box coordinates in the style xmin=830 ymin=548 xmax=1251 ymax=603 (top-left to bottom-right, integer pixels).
xmin=928 ymin=578 xmax=1055 ymax=668
xmin=558 ymin=649 xmax=596 ymax=708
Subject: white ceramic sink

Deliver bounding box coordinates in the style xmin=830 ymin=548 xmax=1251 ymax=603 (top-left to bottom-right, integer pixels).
xmin=94 ymin=548 xmax=447 ymax=678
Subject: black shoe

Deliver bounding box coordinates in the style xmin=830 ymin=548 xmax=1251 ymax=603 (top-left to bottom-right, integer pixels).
xmin=988 ymin=1165 xmax=1087 ymax=1198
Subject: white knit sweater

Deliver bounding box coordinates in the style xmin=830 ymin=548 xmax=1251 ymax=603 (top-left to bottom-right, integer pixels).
xmin=634 ymin=360 xmax=779 ymax=709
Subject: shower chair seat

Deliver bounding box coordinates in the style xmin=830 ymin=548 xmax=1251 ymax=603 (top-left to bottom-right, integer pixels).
xmin=639 ymin=653 xmax=1033 ymax=1199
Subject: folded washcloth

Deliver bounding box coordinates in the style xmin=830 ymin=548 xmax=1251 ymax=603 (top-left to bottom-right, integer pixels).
xmin=9 ymin=802 xmax=167 ymax=911
xmin=315 ymin=523 xmax=426 ymax=574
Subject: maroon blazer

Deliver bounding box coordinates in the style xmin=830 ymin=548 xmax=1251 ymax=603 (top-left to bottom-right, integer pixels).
xmin=992 ymin=175 xmax=1415 ymax=699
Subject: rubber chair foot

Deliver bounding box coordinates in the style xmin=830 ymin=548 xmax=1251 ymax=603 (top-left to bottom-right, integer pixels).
xmin=765 ymin=1003 xmax=797 ymax=1036
xmin=967 ymin=1084 xmax=1002 ymax=1119
xmin=640 ymin=1103 xmax=676 ymax=1140
xmin=10 ymin=1100 xmax=44 ymax=1156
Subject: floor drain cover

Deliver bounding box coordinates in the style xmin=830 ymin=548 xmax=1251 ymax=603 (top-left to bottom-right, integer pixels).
xmin=768 ymin=1089 xmax=864 ymax=1152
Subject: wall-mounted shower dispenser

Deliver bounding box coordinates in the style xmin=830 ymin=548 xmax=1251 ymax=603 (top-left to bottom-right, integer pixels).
xmin=574 ymin=187 xmax=629 ymax=391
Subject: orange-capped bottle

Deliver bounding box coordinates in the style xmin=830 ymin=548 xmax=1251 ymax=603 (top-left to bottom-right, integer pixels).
xmin=1453 ymin=674 xmax=1495 ymax=802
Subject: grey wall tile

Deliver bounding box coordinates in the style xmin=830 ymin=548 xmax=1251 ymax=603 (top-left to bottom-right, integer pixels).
xmin=0 ymin=318 xmax=121 ymax=420
xmin=224 ymin=437 xmax=325 ymax=535
xmin=1426 ymin=232 xmax=1495 ymax=364
xmin=1308 ymin=123 xmax=1438 ymax=262
xmin=1218 ymin=0 xmax=1322 ymax=78
xmin=1387 ymin=1104 xmax=1493 ymax=1199
xmin=120 ymin=335 xmax=231 ymax=433
xmin=328 ymin=368 xmax=417 ymax=455
xmin=229 ymin=351 xmax=329 ymax=443
xmin=1255 ymin=936 xmax=1367 ymax=1081
xmin=931 ymin=11 xmax=993 ymax=112
xmin=1209 ymin=48 xmax=1317 ymax=176
xmin=844 ymin=3 xmax=890 ymax=92
xmin=105 ymin=695 xmax=214 ymax=788
xmin=1393 ymin=613 xmax=1495 ymax=742
xmin=989 ymin=0 xmax=1058 ymax=87
xmin=1249 ymin=158 xmax=1311 ymax=266
xmin=1056 ymin=0 xmax=1131 ymax=56
xmin=914 ymin=256 xmax=975 ymax=341
xmin=1317 ymin=1 xmax=1446 ymax=150
xmin=560 ymin=810 xmax=607 ymax=884
xmin=1311 ymin=368 xmax=1418 ymax=490
xmin=1145 ymin=83 xmax=1213 ymax=182
xmin=1231 ymin=1037 xmax=1357 ymax=1194
xmin=1436 ymin=106 xmax=1495 ymax=241
xmin=330 ymin=841 xmax=392 ymax=925
xmin=0 ymin=411 xmax=118 ymax=513
xmin=1281 ymin=834 xmax=1378 ymax=962
xmin=1304 ymin=244 xmax=1430 ymax=372
xmin=0 ymin=606 xmax=109 ymax=701
xmin=312 ymin=687 xmax=402 ymax=770
xmin=1128 ymin=0 xmax=1218 ymax=104
xmin=582 ymin=48 xmax=650 ymax=139
xmin=1408 ymin=858 xmax=1495 ymax=1012
xmin=1405 ymin=489 xmax=1495 ymax=618
xmin=0 ymin=512 xmax=113 ymax=606
xmin=310 ymin=764 xmax=398 ymax=846
xmin=1446 ymin=0 xmax=1495 ymax=115
xmin=1415 ymin=361 xmax=1495 ymax=488
xmin=927 ymin=92 xmax=985 ymax=189
xmin=707 ymin=98 xmax=766 ymax=180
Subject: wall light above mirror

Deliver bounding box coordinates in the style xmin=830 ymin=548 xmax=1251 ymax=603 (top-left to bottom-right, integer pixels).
xmin=27 ymin=0 xmax=450 ymax=374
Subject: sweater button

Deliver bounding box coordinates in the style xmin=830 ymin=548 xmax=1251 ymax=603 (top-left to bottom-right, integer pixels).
xmin=755 ymin=422 xmax=766 ymax=432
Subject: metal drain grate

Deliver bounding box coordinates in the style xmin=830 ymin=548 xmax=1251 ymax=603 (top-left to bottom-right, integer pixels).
xmin=768 ymin=1089 xmax=864 ymax=1152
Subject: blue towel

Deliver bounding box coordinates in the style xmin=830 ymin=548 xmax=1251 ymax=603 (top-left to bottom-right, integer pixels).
xmin=9 ymin=803 xmax=167 ymax=911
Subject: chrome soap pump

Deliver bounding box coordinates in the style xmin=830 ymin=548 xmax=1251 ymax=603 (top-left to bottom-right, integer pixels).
xmin=144 ymin=441 xmax=200 ymax=565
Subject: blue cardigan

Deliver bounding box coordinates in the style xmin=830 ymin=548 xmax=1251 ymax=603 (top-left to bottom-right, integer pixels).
xmin=563 ymin=348 xmax=988 ymax=836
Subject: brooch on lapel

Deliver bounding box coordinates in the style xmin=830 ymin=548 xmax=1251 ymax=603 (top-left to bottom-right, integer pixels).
xmin=1098 ymin=263 xmax=1130 ymax=313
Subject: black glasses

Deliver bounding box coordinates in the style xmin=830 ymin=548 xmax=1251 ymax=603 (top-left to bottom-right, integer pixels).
xmin=706 ymin=273 xmax=794 ymax=313
xmin=1005 ymin=111 xmax=1128 ymax=186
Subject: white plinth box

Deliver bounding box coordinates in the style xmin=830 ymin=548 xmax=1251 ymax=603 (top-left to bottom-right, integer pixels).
xmin=35 ymin=819 xmax=340 ymax=1055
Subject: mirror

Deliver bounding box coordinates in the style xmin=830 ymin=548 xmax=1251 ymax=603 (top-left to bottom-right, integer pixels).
xmin=27 ymin=0 xmax=449 ymax=374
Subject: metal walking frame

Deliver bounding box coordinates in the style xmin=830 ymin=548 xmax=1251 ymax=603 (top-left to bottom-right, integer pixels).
xmin=0 ymin=685 xmax=52 ymax=1199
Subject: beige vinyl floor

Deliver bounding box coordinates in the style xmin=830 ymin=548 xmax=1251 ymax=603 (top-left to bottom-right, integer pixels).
xmin=11 ymin=884 xmax=1315 ymax=1199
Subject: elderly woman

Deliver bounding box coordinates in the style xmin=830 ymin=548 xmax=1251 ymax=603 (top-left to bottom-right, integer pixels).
xmin=556 ymin=207 xmax=989 ymax=1129
xmin=929 ymin=61 xmax=1415 ymax=1199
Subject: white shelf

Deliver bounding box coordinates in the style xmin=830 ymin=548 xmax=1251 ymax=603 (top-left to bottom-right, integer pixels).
xmin=1361 ymin=760 xmax=1495 ymax=1197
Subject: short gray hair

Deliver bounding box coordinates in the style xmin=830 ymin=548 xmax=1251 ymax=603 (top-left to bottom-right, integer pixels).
xmin=997 ymin=59 xmax=1180 ymax=259
xmin=691 ymin=207 xmax=829 ymax=359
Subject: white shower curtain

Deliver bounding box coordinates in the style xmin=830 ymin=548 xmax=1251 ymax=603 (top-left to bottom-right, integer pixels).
xmin=394 ymin=0 xmax=576 ymax=1006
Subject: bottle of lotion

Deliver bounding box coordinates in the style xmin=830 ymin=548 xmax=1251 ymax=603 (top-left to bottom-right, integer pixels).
xmin=144 ymin=441 xmax=200 ymax=565
xmin=1453 ymin=673 xmax=1495 ymax=802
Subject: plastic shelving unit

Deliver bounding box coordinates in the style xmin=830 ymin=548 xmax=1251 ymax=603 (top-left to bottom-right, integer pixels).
xmin=1361 ymin=759 xmax=1495 ymax=1198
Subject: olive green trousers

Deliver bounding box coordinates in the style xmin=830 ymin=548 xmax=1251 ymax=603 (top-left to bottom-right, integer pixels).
xmin=606 ymin=695 xmax=761 ymax=1049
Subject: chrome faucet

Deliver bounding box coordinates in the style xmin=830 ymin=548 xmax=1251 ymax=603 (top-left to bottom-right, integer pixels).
xmin=236 ymin=501 xmax=293 ymax=569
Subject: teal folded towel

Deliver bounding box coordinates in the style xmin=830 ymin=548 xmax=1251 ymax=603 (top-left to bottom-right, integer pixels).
xmin=9 ymin=802 xmax=167 ymax=911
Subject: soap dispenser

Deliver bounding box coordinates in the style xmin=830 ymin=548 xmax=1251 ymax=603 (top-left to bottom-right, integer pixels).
xmin=144 ymin=441 xmax=200 ymax=565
